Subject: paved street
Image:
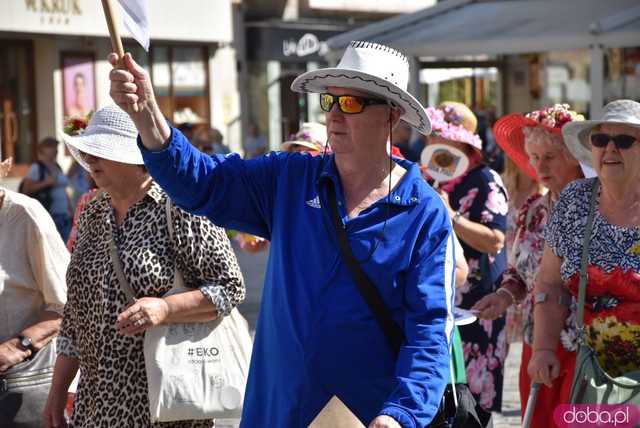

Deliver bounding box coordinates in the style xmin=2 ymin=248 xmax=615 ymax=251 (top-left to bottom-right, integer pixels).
xmin=233 ymin=245 xmax=522 ymax=428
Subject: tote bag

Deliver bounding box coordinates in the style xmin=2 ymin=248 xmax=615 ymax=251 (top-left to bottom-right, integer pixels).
xmin=109 ymin=198 xmax=252 ymax=422
xmin=569 ymin=179 xmax=640 ymax=406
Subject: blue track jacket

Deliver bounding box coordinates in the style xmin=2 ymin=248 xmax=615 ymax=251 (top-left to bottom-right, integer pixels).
xmin=140 ymin=128 xmax=456 ymax=428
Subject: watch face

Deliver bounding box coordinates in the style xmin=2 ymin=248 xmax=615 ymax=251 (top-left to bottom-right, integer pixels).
xmin=20 ymin=336 xmax=32 ymax=349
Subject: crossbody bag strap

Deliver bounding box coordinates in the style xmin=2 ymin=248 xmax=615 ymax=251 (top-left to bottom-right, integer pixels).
xmin=108 ymin=220 xmax=137 ymax=304
xmin=325 ymin=181 xmax=405 ymax=355
xmin=576 ymin=179 xmax=600 ymax=333
xmin=165 ymin=197 xmax=175 ymax=242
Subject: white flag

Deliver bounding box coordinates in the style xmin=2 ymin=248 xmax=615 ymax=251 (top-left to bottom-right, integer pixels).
xmin=117 ymin=0 xmax=150 ymax=51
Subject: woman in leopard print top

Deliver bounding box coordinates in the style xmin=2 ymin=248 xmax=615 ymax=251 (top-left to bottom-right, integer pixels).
xmin=44 ymin=106 xmax=245 ymax=427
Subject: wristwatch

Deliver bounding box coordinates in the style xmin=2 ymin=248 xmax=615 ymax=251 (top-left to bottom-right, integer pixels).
xmin=452 ymin=211 xmax=462 ymax=224
xmin=534 ymin=292 xmax=572 ymax=307
xmin=17 ymin=335 xmax=37 ymax=354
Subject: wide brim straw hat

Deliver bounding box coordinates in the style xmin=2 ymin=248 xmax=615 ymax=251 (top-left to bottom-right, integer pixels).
xmin=291 ymin=41 xmax=431 ymax=136
xmin=438 ymin=101 xmax=478 ymax=133
xmin=281 ymin=122 xmax=327 ymax=152
xmin=562 ymin=99 xmax=640 ymax=167
xmin=60 ymin=105 xmax=143 ymax=171
xmin=424 ymin=106 xmax=482 ymax=152
xmin=493 ymin=104 xmax=584 ymax=180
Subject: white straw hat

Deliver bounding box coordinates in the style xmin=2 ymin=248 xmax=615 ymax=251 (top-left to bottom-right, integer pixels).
xmin=291 ymin=41 xmax=431 ymax=136
xmin=61 ymin=105 xmax=143 ymax=171
xmin=562 ymin=99 xmax=640 ymax=167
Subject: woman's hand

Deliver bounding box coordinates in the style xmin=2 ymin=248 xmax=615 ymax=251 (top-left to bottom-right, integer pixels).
xmin=43 ymin=391 xmax=69 ymax=428
xmin=437 ymin=190 xmax=456 ymax=218
xmin=115 ymin=297 xmax=170 ymax=336
xmin=0 ymin=338 xmax=31 ymax=372
xmin=472 ymin=292 xmax=511 ymax=320
xmin=527 ymin=349 xmax=560 ymax=387
xmin=369 ymin=415 xmax=401 ymax=428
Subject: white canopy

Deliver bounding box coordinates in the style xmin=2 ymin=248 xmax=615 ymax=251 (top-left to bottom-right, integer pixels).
xmin=327 ymin=0 xmax=640 ymax=117
xmin=327 ymin=0 xmax=640 ymax=57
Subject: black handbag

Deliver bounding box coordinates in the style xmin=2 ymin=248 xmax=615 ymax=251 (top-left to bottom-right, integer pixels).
xmin=326 ymin=182 xmax=489 ymax=428
xmin=0 ymin=340 xmax=56 ymax=427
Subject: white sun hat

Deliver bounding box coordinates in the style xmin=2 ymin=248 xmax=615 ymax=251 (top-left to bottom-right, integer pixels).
xmin=562 ymin=99 xmax=640 ymax=167
xmin=281 ymin=122 xmax=327 ymax=152
xmin=291 ymin=41 xmax=431 ymax=136
xmin=61 ymin=105 xmax=144 ymax=171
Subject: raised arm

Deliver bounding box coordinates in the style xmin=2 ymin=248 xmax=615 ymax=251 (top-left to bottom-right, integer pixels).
xmin=108 ymin=52 xmax=285 ymax=237
xmin=108 ymin=53 xmax=171 ymax=151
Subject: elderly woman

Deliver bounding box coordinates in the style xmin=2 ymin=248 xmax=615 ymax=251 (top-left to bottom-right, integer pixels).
xmin=0 ymin=158 xmax=69 ymax=427
xmin=110 ymin=41 xmax=456 ymax=428
xmin=472 ymin=104 xmax=584 ymax=426
xmin=422 ymin=104 xmax=509 ymax=413
xmin=43 ymin=105 xmax=245 ymax=428
xmin=528 ymin=99 xmax=640 ymax=398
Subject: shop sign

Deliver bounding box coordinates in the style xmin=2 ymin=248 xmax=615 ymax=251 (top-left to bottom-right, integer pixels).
xmin=24 ymin=0 xmax=82 ymax=25
xmin=247 ymin=26 xmax=344 ymax=62
xmin=282 ymin=33 xmax=328 ymax=59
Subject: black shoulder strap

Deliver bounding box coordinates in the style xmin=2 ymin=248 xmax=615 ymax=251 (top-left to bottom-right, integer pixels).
xmin=325 ymin=180 xmax=404 ymax=355
xmin=36 ymin=161 xmax=47 ymax=181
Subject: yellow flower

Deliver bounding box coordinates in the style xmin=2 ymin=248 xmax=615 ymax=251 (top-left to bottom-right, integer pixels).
xmin=629 ymin=241 xmax=640 ymax=256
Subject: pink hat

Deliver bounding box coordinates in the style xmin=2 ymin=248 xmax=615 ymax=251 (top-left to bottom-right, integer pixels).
xmin=425 ymin=106 xmax=482 ymax=151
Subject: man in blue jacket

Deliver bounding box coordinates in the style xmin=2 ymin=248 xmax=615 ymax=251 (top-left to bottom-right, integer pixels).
xmin=109 ymin=40 xmax=456 ymax=428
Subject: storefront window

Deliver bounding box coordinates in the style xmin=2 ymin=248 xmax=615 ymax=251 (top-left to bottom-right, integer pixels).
xmin=141 ymin=45 xmax=209 ymax=127
xmin=0 ymin=40 xmax=36 ymax=168
xmin=540 ymin=49 xmax=590 ymax=116
xmin=605 ymin=47 xmax=640 ymax=104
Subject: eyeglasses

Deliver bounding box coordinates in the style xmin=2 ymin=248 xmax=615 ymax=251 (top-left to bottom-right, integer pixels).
xmin=319 ymin=93 xmax=389 ymax=114
xmin=590 ymin=133 xmax=637 ymax=150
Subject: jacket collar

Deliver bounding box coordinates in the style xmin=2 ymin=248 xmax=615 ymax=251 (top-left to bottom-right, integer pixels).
xmin=318 ymin=154 xmax=428 ymax=207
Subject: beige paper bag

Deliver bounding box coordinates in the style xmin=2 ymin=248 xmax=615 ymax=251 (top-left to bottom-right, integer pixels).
xmin=308 ymin=396 xmax=366 ymax=428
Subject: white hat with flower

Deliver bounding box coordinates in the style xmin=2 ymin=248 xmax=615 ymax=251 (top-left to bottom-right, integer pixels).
xmin=61 ymin=105 xmax=144 ymax=171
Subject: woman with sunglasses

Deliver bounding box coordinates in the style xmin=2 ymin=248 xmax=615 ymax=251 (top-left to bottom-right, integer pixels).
xmin=109 ymin=41 xmax=457 ymax=428
xmin=528 ymin=100 xmax=640 ymax=399
xmin=473 ymin=104 xmax=584 ymax=426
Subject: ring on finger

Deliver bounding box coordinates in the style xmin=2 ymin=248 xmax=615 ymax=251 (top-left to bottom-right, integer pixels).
xmin=135 ymin=318 xmax=145 ymax=327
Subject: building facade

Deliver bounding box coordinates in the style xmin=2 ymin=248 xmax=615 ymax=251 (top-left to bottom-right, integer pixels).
xmin=0 ymin=0 xmax=240 ymax=181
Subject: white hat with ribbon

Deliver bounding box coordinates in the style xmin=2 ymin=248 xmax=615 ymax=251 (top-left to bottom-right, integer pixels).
xmin=291 ymin=41 xmax=431 ymax=135
xmin=61 ymin=105 xmax=144 ymax=171
xmin=562 ymin=99 xmax=640 ymax=167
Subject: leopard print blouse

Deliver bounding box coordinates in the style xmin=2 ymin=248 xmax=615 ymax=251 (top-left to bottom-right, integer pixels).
xmin=57 ymin=182 xmax=245 ymax=427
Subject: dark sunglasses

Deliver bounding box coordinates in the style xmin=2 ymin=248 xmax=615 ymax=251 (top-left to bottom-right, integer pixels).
xmin=590 ymin=133 xmax=638 ymax=150
xmin=319 ymin=93 xmax=389 ymax=114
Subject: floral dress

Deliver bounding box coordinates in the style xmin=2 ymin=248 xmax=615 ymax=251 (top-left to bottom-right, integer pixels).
xmin=502 ymin=192 xmax=579 ymax=350
xmin=58 ymin=183 xmax=245 ymax=427
xmin=544 ymin=178 xmax=640 ymax=376
xmin=448 ymin=165 xmax=509 ymax=412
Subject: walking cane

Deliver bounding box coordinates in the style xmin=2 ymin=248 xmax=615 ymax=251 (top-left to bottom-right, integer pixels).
xmin=522 ymin=382 xmax=540 ymax=428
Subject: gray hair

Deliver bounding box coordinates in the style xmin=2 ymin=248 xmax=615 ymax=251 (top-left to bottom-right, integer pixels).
xmin=523 ymin=125 xmax=578 ymax=165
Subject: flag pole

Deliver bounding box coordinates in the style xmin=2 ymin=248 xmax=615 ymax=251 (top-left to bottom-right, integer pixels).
xmin=101 ymin=0 xmax=139 ymax=112
xmin=101 ymin=0 xmax=125 ymax=64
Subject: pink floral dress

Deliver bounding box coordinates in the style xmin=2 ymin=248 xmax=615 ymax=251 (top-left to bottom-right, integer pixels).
xmin=448 ymin=165 xmax=509 ymax=412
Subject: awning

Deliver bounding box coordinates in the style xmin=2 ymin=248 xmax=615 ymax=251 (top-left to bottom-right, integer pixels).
xmin=326 ymin=0 xmax=640 ymax=57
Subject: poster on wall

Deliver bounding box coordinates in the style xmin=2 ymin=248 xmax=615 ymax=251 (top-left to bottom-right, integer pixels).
xmin=61 ymin=52 xmax=96 ymax=122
